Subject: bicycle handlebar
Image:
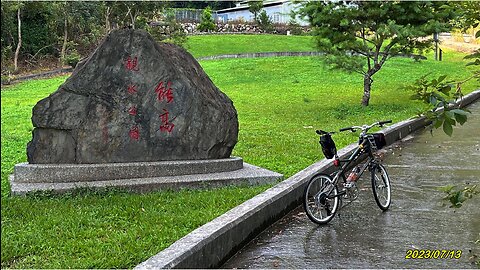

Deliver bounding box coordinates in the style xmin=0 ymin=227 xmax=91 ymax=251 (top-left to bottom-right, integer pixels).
xmin=339 ymin=127 xmax=354 ymax=132
xmin=317 ymin=120 xmax=392 ymax=136
xmin=339 ymin=120 xmax=392 ymax=133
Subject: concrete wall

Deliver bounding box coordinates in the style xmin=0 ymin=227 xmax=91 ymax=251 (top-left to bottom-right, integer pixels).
xmin=135 ymin=90 xmax=480 ymax=269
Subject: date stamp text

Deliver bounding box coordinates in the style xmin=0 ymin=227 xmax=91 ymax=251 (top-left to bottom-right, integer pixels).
xmin=405 ymin=249 xmax=462 ymax=259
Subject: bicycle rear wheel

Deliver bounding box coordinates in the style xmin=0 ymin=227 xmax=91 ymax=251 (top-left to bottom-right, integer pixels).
xmin=303 ymin=174 xmax=339 ymax=224
xmin=371 ymin=164 xmax=391 ymax=210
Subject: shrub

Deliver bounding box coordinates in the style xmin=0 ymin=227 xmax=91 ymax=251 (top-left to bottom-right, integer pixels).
xmin=257 ymin=10 xmax=274 ymax=33
xmin=64 ymin=50 xmax=81 ymax=68
xmin=287 ymin=19 xmax=303 ymax=35
xmin=1 ymin=43 xmax=14 ymax=74
xmin=197 ymin=7 xmax=216 ymax=32
xmin=147 ymin=9 xmax=188 ymax=48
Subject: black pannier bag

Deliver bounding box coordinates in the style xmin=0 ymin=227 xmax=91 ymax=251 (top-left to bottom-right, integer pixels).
xmin=372 ymin=133 xmax=386 ymax=150
xmin=320 ymin=134 xmax=337 ymax=159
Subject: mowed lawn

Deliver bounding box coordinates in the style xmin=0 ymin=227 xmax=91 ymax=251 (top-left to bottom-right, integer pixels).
xmin=186 ymin=34 xmax=316 ymax=58
xmin=1 ymin=34 xmax=479 ymax=269
xmin=202 ymin=53 xmax=479 ymax=176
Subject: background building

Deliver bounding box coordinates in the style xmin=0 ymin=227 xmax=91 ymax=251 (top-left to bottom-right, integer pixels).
xmin=215 ymin=1 xmax=308 ymax=25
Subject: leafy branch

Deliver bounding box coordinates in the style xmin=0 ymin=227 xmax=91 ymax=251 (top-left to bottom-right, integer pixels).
xmin=406 ymin=48 xmax=479 ymax=136
xmin=437 ymin=184 xmax=479 ymax=208
xmin=405 ymin=74 xmax=471 ymax=136
xmin=436 ymin=183 xmax=480 ymax=265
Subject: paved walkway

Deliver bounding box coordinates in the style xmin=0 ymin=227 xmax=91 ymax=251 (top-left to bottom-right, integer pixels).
xmin=223 ymin=101 xmax=480 ymax=268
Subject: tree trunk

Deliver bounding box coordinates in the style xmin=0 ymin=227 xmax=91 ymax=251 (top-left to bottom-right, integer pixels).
xmin=105 ymin=6 xmax=111 ymax=32
xmin=14 ymin=6 xmax=21 ymax=73
xmin=61 ymin=12 xmax=68 ymax=65
xmin=127 ymin=7 xmax=135 ymax=29
xmin=362 ymin=74 xmax=373 ymax=106
xmin=130 ymin=10 xmax=136 ymax=29
xmin=130 ymin=15 xmax=135 ymax=28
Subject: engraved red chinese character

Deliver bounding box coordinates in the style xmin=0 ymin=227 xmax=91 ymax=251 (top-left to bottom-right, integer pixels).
xmin=155 ymin=81 xmax=174 ymax=103
xmin=127 ymin=84 xmax=137 ymax=94
xmin=159 ymin=109 xmax=174 ymax=133
xmin=129 ymin=125 xmax=140 ymax=140
xmin=128 ymin=106 xmax=137 ymax=116
xmin=124 ymin=56 xmax=139 ymax=71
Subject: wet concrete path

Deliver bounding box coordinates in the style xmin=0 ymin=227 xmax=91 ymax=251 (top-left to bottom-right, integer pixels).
xmin=223 ymin=102 xmax=480 ymax=269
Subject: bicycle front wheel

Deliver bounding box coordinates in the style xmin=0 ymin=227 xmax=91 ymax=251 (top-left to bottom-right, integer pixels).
xmin=371 ymin=164 xmax=391 ymax=210
xmin=303 ymin=174 xmax=339 ymax=224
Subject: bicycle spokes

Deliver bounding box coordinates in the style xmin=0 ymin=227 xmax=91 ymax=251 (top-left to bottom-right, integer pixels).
xmin=303 ymin=174 xmax=339 ymax=224
xmin=371 ymin=164 xmax=391 ymax=211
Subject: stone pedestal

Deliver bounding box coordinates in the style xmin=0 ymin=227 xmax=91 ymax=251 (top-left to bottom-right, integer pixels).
xmin=10 ymin=158 xmax=283 ymax=195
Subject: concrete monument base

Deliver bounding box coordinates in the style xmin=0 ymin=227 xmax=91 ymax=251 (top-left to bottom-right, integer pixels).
xmin=9 ymin=157 xmax=283 ymax=195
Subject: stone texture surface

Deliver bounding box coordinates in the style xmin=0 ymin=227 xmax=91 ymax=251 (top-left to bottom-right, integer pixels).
xmin=9 ymin=163 xmax=283 ymax=195
xmin=14 ymin=157 xmax=243 ymax=183
xmin=27 ymin=29 xmax=238 ymax=164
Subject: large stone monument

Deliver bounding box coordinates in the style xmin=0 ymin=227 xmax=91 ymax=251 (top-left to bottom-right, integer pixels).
xmin=27 ymin=29 xmax=238 ymax=164
xmin=10 ymin=29 xmax=282 ymax=195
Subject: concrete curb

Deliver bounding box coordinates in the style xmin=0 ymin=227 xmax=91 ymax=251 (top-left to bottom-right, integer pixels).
xmin=135 ymin=89 xmax=480 ymax=269
xmin=1 ymin=67 xmax=73 ymax=85
xmin=196 ymin=51 xmax=425 ymax=61
xmin=197 ymin=51 xmax=324 ymax=61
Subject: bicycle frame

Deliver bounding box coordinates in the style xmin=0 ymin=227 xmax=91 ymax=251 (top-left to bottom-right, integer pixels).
xmin=329 ymin=136 xmax=377 ymax=197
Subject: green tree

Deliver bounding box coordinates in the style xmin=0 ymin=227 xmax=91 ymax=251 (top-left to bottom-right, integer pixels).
xmin=3 ymin=2 xmax=58 ymax=72
xmin=1 ymin=2 xmax=17 ymax=68
xmin=55 ymin=2 xmax=103 ymax=65
xmin=107 ymin=1 xmax=160 ymax=30
xmin=452 ymin=1 xmax=480 ymax=38
xmin=147 ymin=9 xmax=188 ymax=48
xmin=1 ymin=1 xmax=27 ymax=73
xmin=20 ymin=3 xmax=58 ymax=56
xmin=298 ymin=1 xmax=455 ymax=106
xmin=257 ymin=10 xmax=273 ymax=33
xmin=1 ymin=2 xmax=103 ymax=72
xmin=453 ymin=1 xmax=480 ymax=73
xmin=248 ymin=1 xmax=263 ymax=22
xmin=197 ymin=6 xmax=216 ymax=32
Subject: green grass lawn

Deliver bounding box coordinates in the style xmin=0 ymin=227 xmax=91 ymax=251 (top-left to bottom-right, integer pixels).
xmin=1 ymin=35 xmax=479 ymax=268
xmin=1 ymin=187 xmax=268 ymax=268
xmin=1 ymin=77 xmax=272 ymax=268
xmin=185 ymin=34 xmax=316 ymax=58
xmin=203 ymin=53 xmax=479 ymax=176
